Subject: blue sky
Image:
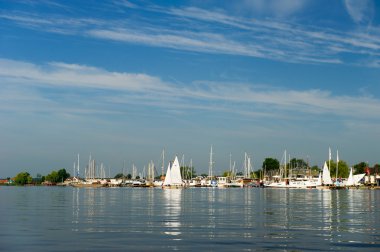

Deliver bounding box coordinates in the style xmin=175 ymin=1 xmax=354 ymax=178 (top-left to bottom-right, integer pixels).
xmin=1 ymin=0 xmax=380 ymax=177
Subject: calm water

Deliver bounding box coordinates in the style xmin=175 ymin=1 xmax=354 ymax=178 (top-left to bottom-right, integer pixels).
xmin=1 ymin=187 xmax=379 ymax=251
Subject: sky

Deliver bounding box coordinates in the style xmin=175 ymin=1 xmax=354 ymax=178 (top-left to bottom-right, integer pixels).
xmin=1 ymin=0 xmax=380 ymax=178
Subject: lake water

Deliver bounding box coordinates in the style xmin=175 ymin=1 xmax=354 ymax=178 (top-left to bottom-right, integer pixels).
xmin=1 ymin=187 xmax=379 ymax=251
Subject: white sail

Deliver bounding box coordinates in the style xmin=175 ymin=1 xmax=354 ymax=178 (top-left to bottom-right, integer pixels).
xmin=345 ymin=167 xmax=354 ymax=186
xmin=353 ymin=173 xmax=366 ymax=185
xmin=163 ymin=162 xmax=172 ymax=186
xmin=316 ymin=172 xmax=322 ymax=186
xmin=322 ymin=161 xmax=333 ymax=185
xmin=170 ymin=156 xmax=183 ymax=185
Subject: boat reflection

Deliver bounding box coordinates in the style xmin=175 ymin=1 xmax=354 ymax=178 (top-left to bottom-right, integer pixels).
xmin=163 ymin=189 xmax=183 ymax=237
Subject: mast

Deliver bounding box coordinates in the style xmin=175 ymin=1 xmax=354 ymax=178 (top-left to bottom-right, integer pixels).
xmin=88 ymin=154 xmax=91 ymax=180
xmin=77 ymin=153 xmax=80 ymax=177
xmin=208 ymin=145 xmax=213 ymax=178
xmin=229 ymin=153 xmax=232 ymax=174
xmin=244 ymin=152 xmax=247 ymax=178
xmin=190 ymin=158 xmax=193 ymax=179
xmin=336 ymin=150 xmax=339 ymax=180
xmin=284 ymin=150 xmax=287 ymax=179
xmin=288 ymin=154 xmax=294 ymax=178
xmin=123 ymin=160 xmax=126 ymax=183
xmin=232 ymin=161 xmax=236 ymax=179
xmin=329 ymin=147 xmax=331 ymax=175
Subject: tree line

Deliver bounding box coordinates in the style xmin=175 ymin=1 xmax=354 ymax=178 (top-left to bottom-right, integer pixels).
xmin=13 ymin=169 xmax=70 ymax=185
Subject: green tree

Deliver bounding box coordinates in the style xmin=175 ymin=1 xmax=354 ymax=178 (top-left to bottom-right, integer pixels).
xmin=353 ymin=162 xmax=367 ymax=175
xmin=114 ymin=173 xmax=124 ymax=179
xmin=310 ymin=165 xmax=320 ymax=176
xmin=289 ymin=158 xmax=308 ymax=169
xmin=253 ymin=169 xmax=263 ymax=179
xmin=250 ymin=171 xmax=258 ymax=179
xmin=327 ymin=160 xmax=349 ymax=178
xmin=222 ymin=171 xmax=232 ymax=177
xmin=46 ymin=171 xmax=59 ymax=183
xmin=14 ymin=172 xmax=32 ymax=185
xmin=262 ymin=158 xmax=280 ymax=171
xmin=58 ymin=169 xmax=70 ymax=182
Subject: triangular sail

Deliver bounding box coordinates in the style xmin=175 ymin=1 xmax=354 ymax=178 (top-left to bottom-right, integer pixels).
xmin=346 ymin=167 xmax=354 ymax=186
xmin=353 ymin=173 xmax=365 ymax=185
xmin=170 ymin=156 xmax=183 ymax=185
xmin=163 ymin=162 xmax=172 ymax=186
xmin=317 ymin=172 xmax=322 ymax=186
xmin=322 ymin=161 xmax=333 ymax=185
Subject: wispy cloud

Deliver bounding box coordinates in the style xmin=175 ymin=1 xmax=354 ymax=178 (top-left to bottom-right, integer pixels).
xmin=240 ymin=0 xmax=309 ymax=17
xmin=344 ymin=0 xmax=374 ymax=24
xmin=1 ymin=58 xmax=380 ymax=121
xmin=1 ymin=3 xmax=379 ymax=67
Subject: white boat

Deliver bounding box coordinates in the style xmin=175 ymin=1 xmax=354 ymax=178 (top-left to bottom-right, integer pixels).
xmin=265 ymin=151 xmax=319 ymax=189
xmin=163 ymin=156 xmax=184 ymax=188
xmin=353 ymin=174 xmax=366 ymax=185
xmin=153 ymin=180 xmax=163 ymax=187
xmin=217 ymin=176 xmax=228 ymax=187
xmin=322 ymin=161 xmax=333 ymax=185
xmin=344 ymin=167 xmax=366 ymax=186
xmin=345 ymin=167 xmax=355 ymax=186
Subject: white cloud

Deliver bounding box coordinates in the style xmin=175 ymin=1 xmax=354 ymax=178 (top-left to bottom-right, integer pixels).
xmin=344 ymin=0 xmax=374 ymax=24
xmin=2 ymin=6 xmax=380 ymax=66
xmin=1 ymin=58 xmax=380 ymax=121
xmin=0 ymin=58 xmax=170 ymax=92
xmin=242 ymin=0 xmax=308 ymax=17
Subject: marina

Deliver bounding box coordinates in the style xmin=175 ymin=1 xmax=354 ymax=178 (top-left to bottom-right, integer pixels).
xmin=58 ymin=148 xmax=378 ymax=190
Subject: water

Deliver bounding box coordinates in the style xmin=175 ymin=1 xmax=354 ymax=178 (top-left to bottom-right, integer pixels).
xmin=1 ymin=187 xmax=379 ymax=251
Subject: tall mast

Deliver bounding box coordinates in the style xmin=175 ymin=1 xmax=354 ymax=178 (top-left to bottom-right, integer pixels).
xmin=336 ymin=150 xmax=339 ymax=180
xmin=77 ymin=153 xmax=80 ymax=177
xmin=244 ymin=152 xmax=247 ymax=178
xmin=161 ymin=149 xmax=165 ymax=177
xmin=88 ymin=154 xmax=91 ymax=180
xmin=288 ymin=153 xmax=291 ymax=178
xmin=329 ymin=147 xmax=331 ymax=174
xmin=232 ymin=161 xmax=236 ymax=179
xmin=208 ymin=145 xmax=213 ymax=178
xmin=123 ymin=160 xmax=125 ymax=182
xmin=284 ymin=149 xmax=287 ymax=179
xmin=190 ymin=158 xmax=193 ymax=179
xmin=229 ymin=153 xmax=232 ymax=174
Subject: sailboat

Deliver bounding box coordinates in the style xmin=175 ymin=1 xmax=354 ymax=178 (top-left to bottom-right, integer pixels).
xmin=163 ymin=156 xmax=184 ymax=188
xmin=265 ymin=150 xmax=319 ymax=189
xmin=321 ymin=161 xmax=333 ymax=186
xmin=344 ymin=167 xmax=366 ymax=187
xmin=345 ymin=167 xmax=354 ymax=186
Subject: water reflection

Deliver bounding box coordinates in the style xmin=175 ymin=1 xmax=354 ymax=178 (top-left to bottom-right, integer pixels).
xmin=3 ymin=187 xmax=380 ymax=251
xmin=162 ymin=189 xmax=182 ymax=237
xmin=71 ymin=188 xmax=108 ymax=232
